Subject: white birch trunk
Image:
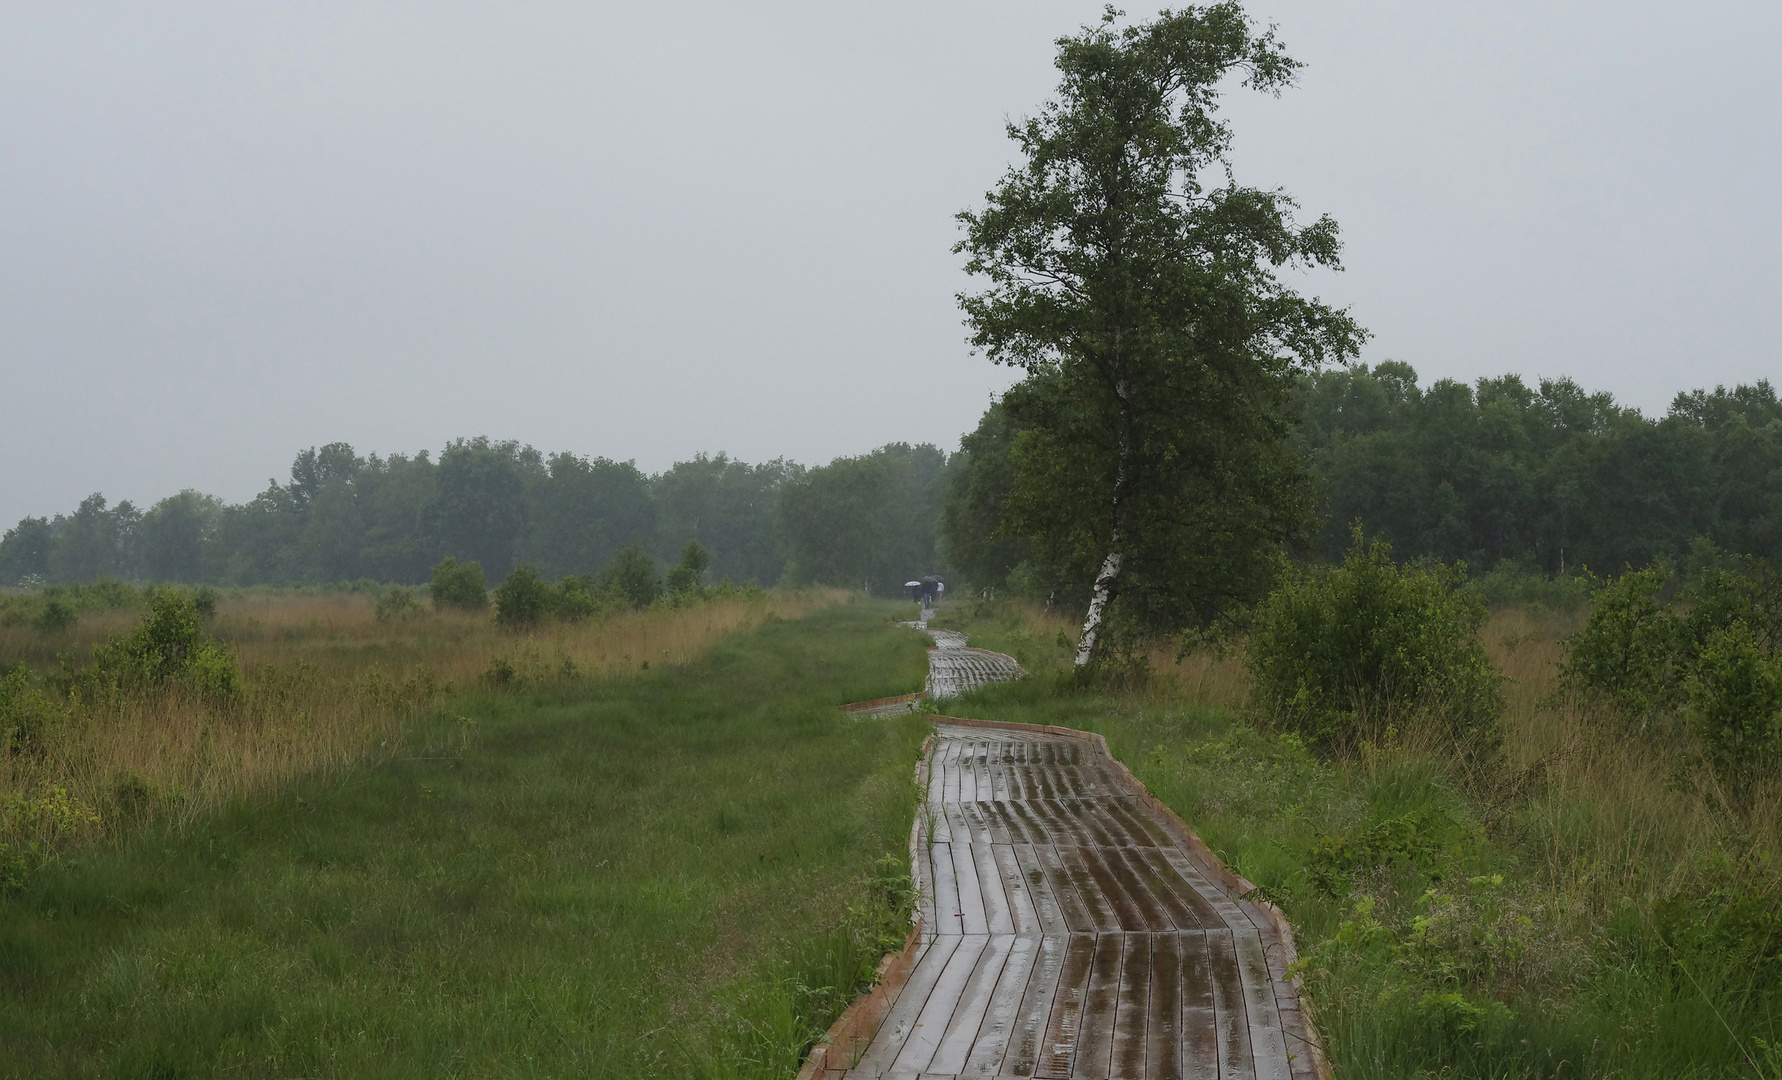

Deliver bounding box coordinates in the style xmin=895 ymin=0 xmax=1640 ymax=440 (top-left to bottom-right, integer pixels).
xmin=1074 ymin=549 xmax=1122 ymax=667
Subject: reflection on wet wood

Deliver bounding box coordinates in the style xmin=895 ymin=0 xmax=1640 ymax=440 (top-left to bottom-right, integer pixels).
xmin=840 ymin=721 xmax=1312 ymax=1080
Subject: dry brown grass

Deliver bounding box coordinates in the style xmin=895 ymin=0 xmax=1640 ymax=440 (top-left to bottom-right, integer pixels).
xmin=2 ymin=589 xmax=843 ymax=844
xmin=974 ymin=597 xmax=1778 ymax=907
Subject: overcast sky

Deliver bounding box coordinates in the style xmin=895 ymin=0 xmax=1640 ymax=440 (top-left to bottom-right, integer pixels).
xmin=4 ymin=1 xmax=1778 ymax=526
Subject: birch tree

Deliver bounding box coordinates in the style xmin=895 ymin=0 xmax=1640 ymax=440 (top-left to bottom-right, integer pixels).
xmin=955 ymin=4 xmax=1364 ymax=666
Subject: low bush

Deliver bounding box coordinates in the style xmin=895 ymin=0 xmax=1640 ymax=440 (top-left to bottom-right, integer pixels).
xmin=665 ymin=540 xmax=711 ymax=596
xmin=373 ymin=587 xmax=422 ymax=622
xmin=1562 ymin=556 xmax=1782 ymax=805
xmin=598 ymin=545 xmax=661 ymax=609
xmin=493 ymin=565 xmax=554 ymax=627
xmin=429 ymin=557 xmax=488 ymax=611
xmin=85 ymin=588 xmax=240 ymax=699
xmin=1247 ymin=531 xmax=1502 ymax=752
xmin=1 ymin=666 xmax=65 ymax=759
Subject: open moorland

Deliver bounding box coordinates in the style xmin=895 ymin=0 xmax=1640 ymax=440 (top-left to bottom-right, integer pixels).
xmin=0 ymin=592 xmax=932 ymax=1079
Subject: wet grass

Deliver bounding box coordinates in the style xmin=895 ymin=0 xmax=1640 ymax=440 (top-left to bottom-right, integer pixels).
xmin=0 ymin=599 xmax=932 ymax=1079
xmin=931 ymin=600 xmax=1782 ymax=1080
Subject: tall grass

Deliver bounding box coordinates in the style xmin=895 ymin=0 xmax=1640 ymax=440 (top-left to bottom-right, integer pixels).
xmin=931 ymin=598 xmax=1782 ymax=1078
xmin=2 ymin=589 xmax=842 ymax=848
xmin=0 ymin=600 xmax=932 ymax=1079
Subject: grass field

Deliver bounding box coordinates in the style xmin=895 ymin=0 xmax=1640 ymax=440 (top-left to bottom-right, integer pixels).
xmin=932 ymin=600 xmax=1782 ymax=1080
xmin=0 ymin=598 xmax=932 ymax=1079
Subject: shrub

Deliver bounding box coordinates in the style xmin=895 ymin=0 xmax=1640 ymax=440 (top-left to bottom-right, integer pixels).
xmin=1561 ymin=556 xmax=1781 ymax=737
xmin=374 ymin=587 xmax=421 ymax=622
xmin=1685 ymin=622 xmax=1782 ymax=805
xmin=32 ymin=599 xmax=76 ymax=634
xmin=1558 ymin=567 xmax=1680 ymax=718
xmin=493 ymin=565 xmax=554 ymax=628
xmin=430 ymin=557 xmax=489 ymax=611
xmin=1247 ymin=531 xmax=1502 ymax=752
xmin=597 ymin=546 xmax=661 ymax=609
xmin=0 ymin=667 xmax=64 ymax=758
xmin=89 ymin=588 xmax=240 ymax=698
xmin=552 ymin=574 xmax=619 ymax=622
xmin=665 ymin=541 xmax=711 ymax=596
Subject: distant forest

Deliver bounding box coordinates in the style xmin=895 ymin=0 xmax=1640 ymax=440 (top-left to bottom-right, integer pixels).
xmin=944 ymin=366 xmax=1781 ymax=597
xmin=4 ymin=368 xmax=1778 ymax=595
xmin=0 ymin=442 xmax=950 ymax=594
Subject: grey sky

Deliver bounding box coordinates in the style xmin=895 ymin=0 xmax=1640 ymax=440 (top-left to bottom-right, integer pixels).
xmin=4 ymin=1 xmax=1777 ymax=527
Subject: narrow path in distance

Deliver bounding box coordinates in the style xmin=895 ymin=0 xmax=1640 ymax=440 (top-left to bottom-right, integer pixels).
xmin=838 ymin=625 xmax=1317 ymax=1080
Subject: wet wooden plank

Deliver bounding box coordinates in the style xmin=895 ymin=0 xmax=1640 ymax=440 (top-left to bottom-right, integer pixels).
xmin=851 ymin=936 xmax=959 ymax=1077
xmin=1053 ymin=845 xmax=1121 ymax=933
xmin=1153 ymin=844 xmax=1255 ymax=931
xmin=1124 ymin=845 xmax=1213 ymax=930
xmin=1094 ymin=844 xmax=1175 ymax=931
xmin=1099 ymin=797 xmax=1164 ymax=847
xmin=1071 ymin=932 xmax=1126 ymax=1079
xmin=1235 ymin=930 xmax=1292 ymax=1080
xmin=962 ymin=934 xmax=1040 ymax=1076
xmin=928 ymin=934 xmax=1015 ymax=1074
xmin=890 ymin=934 xmax=991 ymax=1076
xmin=1035 ymin=933 xmax=1098 ymax=1078
xmin=931 ymin=841 xmax=963 ymax=938
xmin=1179 ymin=931 xmax=1218 ymax=1079
xmin=993 ymin=843 xmax=1039 ymax=937
xmin=1106 ymin=844 xmax=1200 ymax=931
xmin=1006 ymin=797 xmax=1064 ymax=846
xmin=1035 ymin=843 xmax=1096 ymax=933
xmin=1072 ymin=843 xmax=1149 ymax=932
xmin=1110 ymin=933 xmax=1151 ymax=1079
xmin=1012 ymin=844 xmax=1069 ymax=937
xmin=1146 ymin=931 xmax=1185 ymax=1080
xmin=1000 ymin=932 xmax=1069 ymax=1076
xmin=952 ymin=836 xmax=989 ymax=935
xmin=1205 ymin=929 xmax=1254 ymax=1080
xmin=973 ymin=836 xmax=1015 ymax=935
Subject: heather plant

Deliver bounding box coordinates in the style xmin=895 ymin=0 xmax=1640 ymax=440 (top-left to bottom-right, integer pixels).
xmin=1246 ymin=531 xmax=1502 ymax=753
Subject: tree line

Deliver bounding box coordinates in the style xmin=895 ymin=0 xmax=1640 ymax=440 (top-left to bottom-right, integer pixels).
xmin=945 ymin=366 xmax=1782 ymax=607
xmin=0 ymin=440 xmax=953 ymax=595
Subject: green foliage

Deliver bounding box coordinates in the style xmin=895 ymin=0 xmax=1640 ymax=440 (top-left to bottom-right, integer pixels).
xmin=492 ymin=564 xmax=554 ymax=628
xmin=1559 ymin=567 xmax=1680 ymax=717
xmin=0 ymin=516 xmax=53 ymax=586
xmin=0 ymin=667 xmax=65 ymax=759
xmin=32 ymin=599 xmax=76 ymax=634
xmin=953 ymin=8 xmax=1364 ymax=656
xmin=778 ymin=443 xmax=951 ymax=593
xmin=596 ymin=545 xmax=661 ymax=609
xmin=1247 ymin=532 xmax=1502 ymax=751
xmin=665 ymin=540 xmax=711 ymax=596
xmin=1298 ymin=364 xmax=1782 ymax=573
xmin=0 ymin=601 xmax=931 ymax=1078
xmin=88 ymin=588 xmax=240 ymax=698
xmin=1686 ymin=623 xmax=1782 ymax=802
xmin=1562 ymin=557 xmax=1782 ymax=803
xmin=372 ymin=587 xmax=421 ymax=622
xmin=1655 ymin=850 xmax=1782 ymax=997
xmin=428 ymin=556 xmax=488 ymax=611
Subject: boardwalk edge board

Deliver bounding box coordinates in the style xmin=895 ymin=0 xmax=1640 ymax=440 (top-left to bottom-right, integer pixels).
xmin=796 ymin=710 xmax=1334 ymax=1080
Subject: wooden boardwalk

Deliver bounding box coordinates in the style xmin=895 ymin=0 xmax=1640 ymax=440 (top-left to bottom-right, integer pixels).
xmin=825 ymin=625 xmax=1322 ymax=1079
